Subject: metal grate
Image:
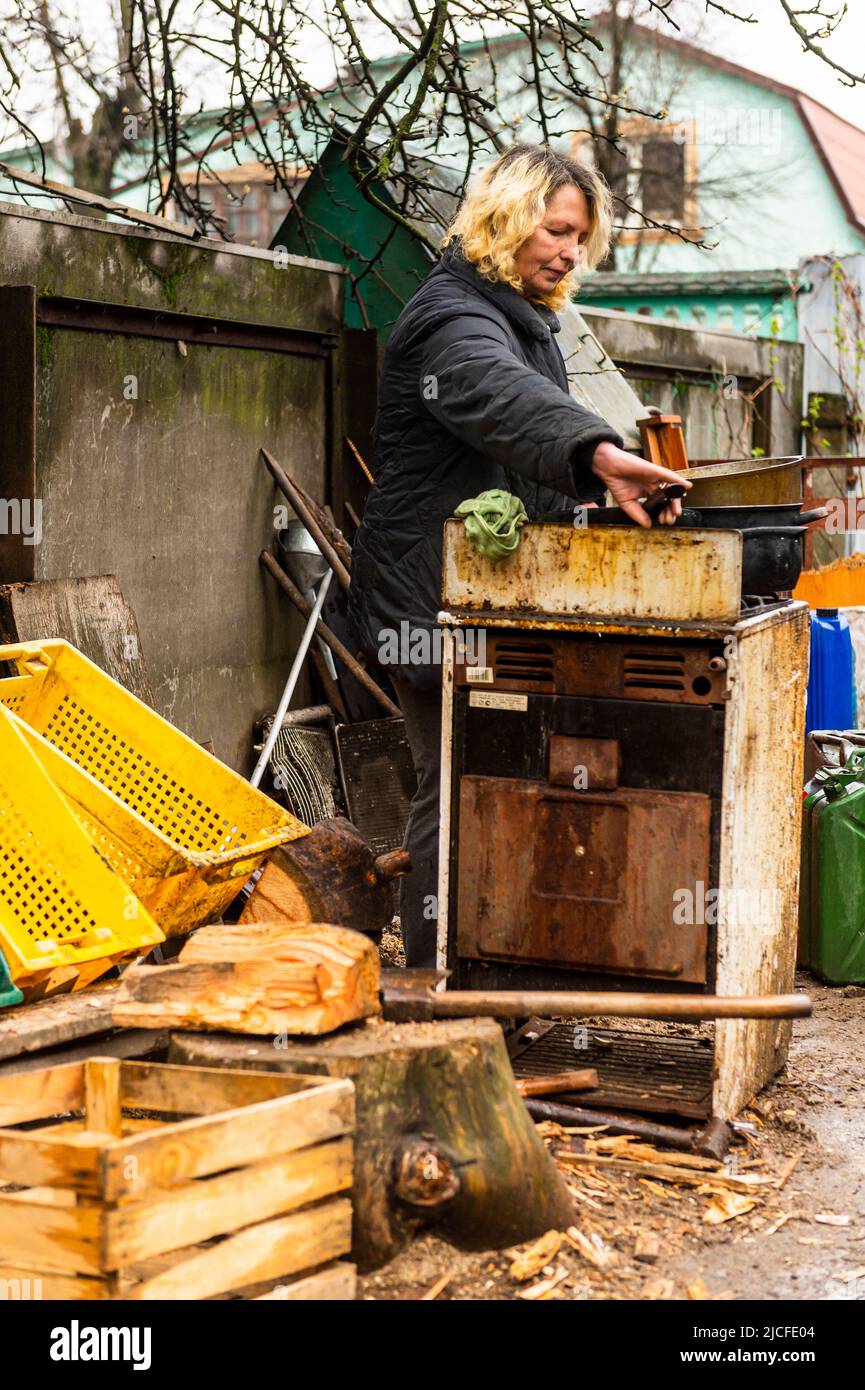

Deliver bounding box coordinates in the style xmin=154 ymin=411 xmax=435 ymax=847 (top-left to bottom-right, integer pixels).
xmin=623 ymin=650 xmax=686 ymax=694
xmin=267 ymin=722 xmax=340 ymax=828
xmin=511 ymin=1021 xmax=714 ymax=1119
xmin=493 ymin=640 xmax=555 ymax=685
xmin=335 ymin=718 xmax=415 ymax=857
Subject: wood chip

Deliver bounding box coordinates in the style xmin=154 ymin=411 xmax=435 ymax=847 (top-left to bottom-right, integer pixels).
xmin=420 ymin=1273 xmax=451 ymax=1301
xmin=702 ymin=1191 xmax=758 ymax=1225
xmin=634 ymin=1233 xmax=660 ymax=1263
xmin=508 ymin=1229 xmax=563 ymax=1282
xmin=814 ymin=1213 xmax=851 ymax=1227
xmin=764 ymin=1212 xmax=792 ymax=1236
xmin=559 ymin=1151 xmax=772 ymax=1192
xmin=687 ymin=1276 xmax=733 ymax=1301
xmin=777 ymin=1152 xmax=801 ymax=1189
xmin=828 ymin=1266 xmax=865 ymax=1284
xmin=519 ymin=1266 xmax=569 ymax=1300
xmin=565 ymin=1225 xmax=616 ymax=1269
xmin=642 ymin=1277 xmax=675 ymax=1300
xmin=569 ymin=1187 xmax=606 ymax=1212
xmin=639 ymin=1178 xmax=671 ymax=1198
xmin=586 ymin=1135 xmax=721 ymax=1171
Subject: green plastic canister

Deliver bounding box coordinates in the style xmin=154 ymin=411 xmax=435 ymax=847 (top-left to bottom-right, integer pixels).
xmin=803 ymin=751 xmax=865 ymax=984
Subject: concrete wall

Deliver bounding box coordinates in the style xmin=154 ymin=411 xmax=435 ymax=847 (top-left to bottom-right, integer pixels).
xmin=0 ymin=201 xmax=344 ymax=770
xmin=580 ymin=305 xmax=803 ymax=460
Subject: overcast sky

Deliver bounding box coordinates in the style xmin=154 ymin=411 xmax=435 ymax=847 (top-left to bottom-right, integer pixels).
xmin=5 ymin=0 xmax=864 ymax=146
xmin=671 ymin=0 xmax=865 ymax=127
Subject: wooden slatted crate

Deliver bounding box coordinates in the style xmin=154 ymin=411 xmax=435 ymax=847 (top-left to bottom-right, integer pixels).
xmin=0 ymin=1058 xmax=355 ymax=1300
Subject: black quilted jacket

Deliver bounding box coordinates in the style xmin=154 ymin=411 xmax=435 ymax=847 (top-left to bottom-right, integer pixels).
xmin=348 ymin=237 xmax=623 ymax=688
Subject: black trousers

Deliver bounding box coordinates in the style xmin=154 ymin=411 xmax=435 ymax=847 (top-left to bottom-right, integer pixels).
xmin=392 ymin=678 xmax=442 ymax=968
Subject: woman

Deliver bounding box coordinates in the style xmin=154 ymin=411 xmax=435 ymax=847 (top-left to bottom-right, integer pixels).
xmin=348 ymin=142 xmax=688 ymax=967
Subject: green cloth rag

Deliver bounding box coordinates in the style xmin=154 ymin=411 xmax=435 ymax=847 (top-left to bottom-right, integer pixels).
xmin=454 ymin=489 xmax=529 ymax=560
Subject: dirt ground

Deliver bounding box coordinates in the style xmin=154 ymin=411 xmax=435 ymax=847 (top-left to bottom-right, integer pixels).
xmin=358 ymin=969 xmax=865 ymax=1302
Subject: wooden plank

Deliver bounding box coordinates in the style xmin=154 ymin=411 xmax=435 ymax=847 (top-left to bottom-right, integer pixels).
xmin=101 ymin=1081 xmax=355 ymax=1199
xmin=0 ymin=1186 xmax=77 ymax=1207
xmin=103 ymin=1137 xmax=352 ymax=1266
xmin=0 ymin=984 xmax=120 ymax=1061
xmin=0 ymin=1264 xmax=109 ymax=1300
xmin=0 ymin=1132 xmax=100 ymax=1192
xmin=0 ymin=1029 xmax=167 ymax=1080
xmin=126 ymin=1198 xmax=353 ymax=1300
xmin=0 ymin=1193 xmax=102 ymax=1274
xmin=253 ymin=1261 xmax=356 ymax=1301
xmin=0 ymin=576 xmax=156 ymax=706
xmin=0 ymin=1061 xmax=84 ymax=1125
xmin=118 ymin=1059 xmax=314 ymax=1114
xmin=84 ymin=1058 xmax=123 ymax=1137
xmin=0 ymin=162 xmax=200 ymax=241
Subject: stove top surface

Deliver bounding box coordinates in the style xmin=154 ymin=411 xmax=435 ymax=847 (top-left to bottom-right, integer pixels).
xmin=740 ymin=593 xmax=796 ymax=615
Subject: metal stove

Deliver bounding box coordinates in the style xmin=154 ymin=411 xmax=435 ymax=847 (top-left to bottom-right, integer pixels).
xmin=436 ymin=520 xmax=810 ymax=1120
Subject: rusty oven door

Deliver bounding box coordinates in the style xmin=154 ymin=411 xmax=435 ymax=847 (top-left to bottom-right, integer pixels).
xmin=456 ymin=776 xmax=710 ymax=983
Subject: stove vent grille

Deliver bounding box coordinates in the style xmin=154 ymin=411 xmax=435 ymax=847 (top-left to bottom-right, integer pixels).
xmin=623 ymin=649 xmax=686 ymax=694
xmin=493 ymin=640 xmax=555 ymax=685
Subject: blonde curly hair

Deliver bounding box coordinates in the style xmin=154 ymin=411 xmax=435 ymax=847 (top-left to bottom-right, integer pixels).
xmin=442 ymin=143 xmax=612 ymax=310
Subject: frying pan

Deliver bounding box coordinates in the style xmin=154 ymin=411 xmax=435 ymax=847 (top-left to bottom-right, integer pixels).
xmin=676 ymin=456 xmax=805 ymax=507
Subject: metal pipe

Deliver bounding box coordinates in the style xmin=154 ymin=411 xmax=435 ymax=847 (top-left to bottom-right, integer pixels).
xmin=423 ymin=990 xmax=811 ymax=1021
xmin=261 ymin=449 xmax=351 ymax=591
xmin=261 ymin=550 xmax=401 ymax=719
xmin=524 ymin=1098 xmax=722 ymax=1155
xmin=250 ymin=569 xmax=333 ymax=788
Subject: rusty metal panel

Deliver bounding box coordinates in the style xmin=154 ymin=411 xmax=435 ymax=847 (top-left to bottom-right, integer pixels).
xmin=454 ymin=632 xmax=728 ymax=705
xmin=457 ymin=776 xmax=710 ymax=983
xmin=549 ymin=735 xmax=620 ymax=789
xmin=441 ymin=520 xmax=742 ymax=622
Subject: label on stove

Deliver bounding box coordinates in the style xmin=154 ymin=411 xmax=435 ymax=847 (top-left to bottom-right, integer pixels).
xmin=465 ymin=665 xmax=494 ymax=684
xmin=469 ymin=691 xmax=528 ymax=712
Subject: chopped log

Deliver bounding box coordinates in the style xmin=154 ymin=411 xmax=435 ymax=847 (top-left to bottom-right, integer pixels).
xmin=169 ymin=1017 xmax=576 ymax=1270
xmin=240 ymin=818 xmax=410 ymax=937
xmin=113 ymin=922 xmax=381 ymax=1036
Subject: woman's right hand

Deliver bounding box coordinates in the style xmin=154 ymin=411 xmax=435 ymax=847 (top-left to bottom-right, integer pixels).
xmin=591 ymin=441 xmax=691 ymax=528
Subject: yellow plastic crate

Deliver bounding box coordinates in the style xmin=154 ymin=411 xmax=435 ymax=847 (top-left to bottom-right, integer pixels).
xmin=0 ymin=641 xmax=310 ymax=937
xmin=0 ymin=705 xmax=164 ymax=987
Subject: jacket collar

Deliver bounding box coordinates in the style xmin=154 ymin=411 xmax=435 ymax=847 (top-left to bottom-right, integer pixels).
xmin=436 ymin=237 xmax=561 ymax=342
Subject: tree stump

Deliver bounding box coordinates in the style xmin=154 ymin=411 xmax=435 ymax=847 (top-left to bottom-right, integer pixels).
xmin=169 ymin=1017 xmax=575 ymax=1270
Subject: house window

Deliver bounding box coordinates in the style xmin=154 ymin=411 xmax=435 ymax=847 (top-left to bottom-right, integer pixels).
xmin=743 ymin=303 xmax=763 ymax=334
xmin=641 ymin=138 xmax=686 ymax=223
xmin=716 ymin=303 xmax=735 ymax=331
xmin=171 ymin=166 xmax=304 ymax=246
xmin=690 ymin=305 xmax=708 ymax=324
xmin=574 ymin=121 xmax=698 ymax=244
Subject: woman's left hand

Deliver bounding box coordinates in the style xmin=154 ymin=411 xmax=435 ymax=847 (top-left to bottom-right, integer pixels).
xmin=591 ymin=442 xmax=691 ymax=528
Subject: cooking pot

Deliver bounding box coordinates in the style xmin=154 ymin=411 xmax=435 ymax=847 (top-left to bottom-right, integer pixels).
xmin=676 ymin=456 xmax=804 ymax=507
xmin=545 ymin=492 xmax=825 ymax=596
